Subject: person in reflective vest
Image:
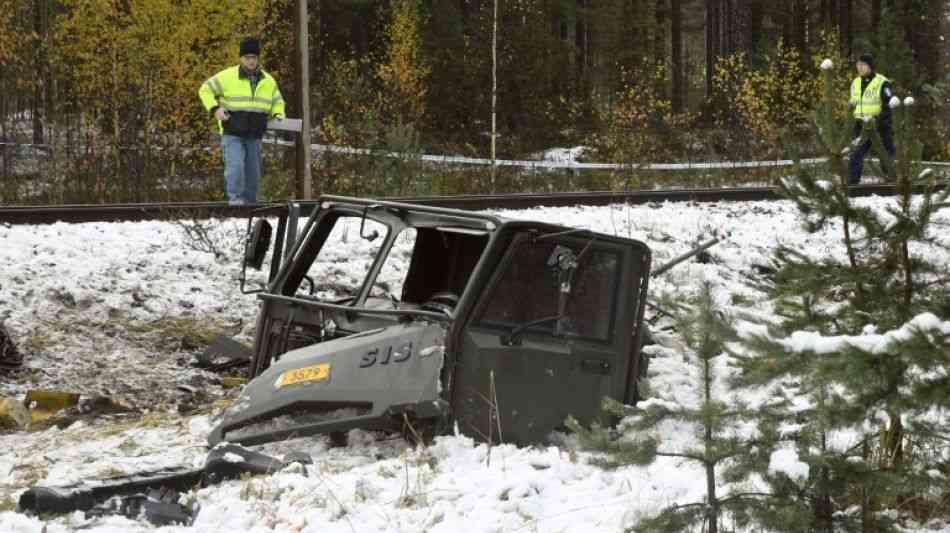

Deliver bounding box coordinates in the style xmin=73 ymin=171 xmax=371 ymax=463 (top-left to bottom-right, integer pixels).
xmin=848 ymin=53 xmax=896 ymax=185
xmin=199 ymin=37 xmax=286 ymax=205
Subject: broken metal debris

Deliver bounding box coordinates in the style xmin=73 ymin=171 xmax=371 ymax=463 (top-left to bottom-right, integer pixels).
xmin=0 ymin=397 xmax=30 ymax=429
xmin=18 ymin=390 xmax=137 ymax=430
xmin=25 ymin=389 xmax=81 ymax=424
xmin=86 ymin=489 xmax=193 ymax=527
xmin=18 ymin=443 xmax=312 ymax=523
xmin=194 ymin=335 xmax=252 ymax=372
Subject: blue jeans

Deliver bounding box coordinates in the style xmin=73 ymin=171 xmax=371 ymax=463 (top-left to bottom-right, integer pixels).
xmin=849 ymin=123 xmax=896 ymax=184
xmin=221 ymin=134 xmax=262 ymax=204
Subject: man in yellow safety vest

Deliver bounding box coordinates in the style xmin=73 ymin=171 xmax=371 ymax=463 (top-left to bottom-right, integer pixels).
xmin=848 ymin=53 xmax=896 ymax=185
xmin=199 ymin=37 xmax=286 ymax=205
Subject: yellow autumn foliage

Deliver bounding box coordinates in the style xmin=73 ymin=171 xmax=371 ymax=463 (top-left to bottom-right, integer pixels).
xmin=377 ymin=0 xmax=430 ymax=127
xmin=589 ymin=63 xmax=696 ymax=167
xmin=810 ymin=30 xmax=853 ymax=122
xmin=0 ymin=8 xmax=14 ymax=65
xmin=319 ymin=53 xmax=383 ymax=147
xmin=729 ymin=42 xmax=818 ymax=144
xmin=52 ymin=0 xmax=266 ymax=140
xmin=32 ymin=0 xmax=268 ymax=198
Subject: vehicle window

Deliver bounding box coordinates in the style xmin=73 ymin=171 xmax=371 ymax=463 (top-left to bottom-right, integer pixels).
xmin=477 ymin=240 xmax=619 ymax=342
xmin=295 ymin=216 xmax=389 ymax=300
xmin=371 ymin=228 xmax=417 ymax=300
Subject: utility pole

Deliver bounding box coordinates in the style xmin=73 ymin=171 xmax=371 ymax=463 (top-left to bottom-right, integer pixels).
xmin=294 ymin=0 xmax=312 ymax=199
xmin=491 ymin=0 xmax=498 ymax=193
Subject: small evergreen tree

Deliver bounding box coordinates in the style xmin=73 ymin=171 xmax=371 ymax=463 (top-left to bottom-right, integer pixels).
xmin=734 ymin=57 xmax=950 ymax=531
xmin=569 ymin=284 xmax=775 ymax=533
xmin=734 ymin=308 xmax=950 ymax=532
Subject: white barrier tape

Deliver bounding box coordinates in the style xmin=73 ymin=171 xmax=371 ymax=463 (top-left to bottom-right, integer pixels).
xmin=4 ymin=139 xmax=948 ymax=170
xmin=262 ymin=137 xmax=950 ymax=171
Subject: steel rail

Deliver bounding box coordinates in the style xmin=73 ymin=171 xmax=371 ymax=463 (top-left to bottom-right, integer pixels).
xmin=0 ymin=184 xmax=903 ymax=225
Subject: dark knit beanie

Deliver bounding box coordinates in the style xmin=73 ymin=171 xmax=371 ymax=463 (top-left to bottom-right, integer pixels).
xmin=240 ymin=37 xmax=260 ymax=57
xmin=857 ymin=53 xmax=875 ymax=69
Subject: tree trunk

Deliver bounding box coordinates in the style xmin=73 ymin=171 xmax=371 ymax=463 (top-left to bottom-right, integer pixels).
xmin=839 ymin=0 xmax=852 ymax=56
xmin=814 ymin=410 xmax=834 ymax=532
xmin=1 ymin=71 xmax=7 ymax=189
xmin=671 ymin=0 xmax=683 ymax=112
xmin=575 ymin=0 xmax=589 ymax=80
xmin=721 ymin=0 xmax=730 ymax=56
xmin=111 ymin=43 xmax=120 ymax=203
xmin=906 ymin=0 xmax=942 ymax=82
xmin=311 ymin=0 xmax=320 ymax=195
xmin=703 ymin=341 xmax=719 ymax=533
xmin=704 ymin=0 xmax=719 ymax=99
xmin=923 ymin=0 xmax=943 ymax=81
xmin=294 ymin=0 xmax=309 ymax=199
xmin=794 ymin=0 xmax=808 ymax=62
xmin=745 ymin=0 xmax=763 ymax=53
xmin=31 ymin=0 xmax=45 ymax=146
xmin=706 ymin=461 xmax=719 ymax=533
xmin=655 ymin=0 xmax=666 ymax=66
xmin=871 ymin=0 xmax=881 ymax=33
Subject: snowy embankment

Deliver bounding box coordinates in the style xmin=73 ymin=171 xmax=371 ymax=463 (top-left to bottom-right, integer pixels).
xmin=1 ymin=197 xmax=947 ymax=532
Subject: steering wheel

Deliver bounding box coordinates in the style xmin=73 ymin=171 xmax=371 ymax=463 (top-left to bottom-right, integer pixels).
xmin=420 ymin=292 xmax=460 ymax=316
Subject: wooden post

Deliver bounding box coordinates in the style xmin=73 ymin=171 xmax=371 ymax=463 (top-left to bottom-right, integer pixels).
xmin=295 ymin=0 xmax=312 ymax=199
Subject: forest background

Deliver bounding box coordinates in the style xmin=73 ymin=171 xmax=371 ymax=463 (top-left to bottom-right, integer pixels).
xmin=1 ymin=0 xmax=948 ymax=203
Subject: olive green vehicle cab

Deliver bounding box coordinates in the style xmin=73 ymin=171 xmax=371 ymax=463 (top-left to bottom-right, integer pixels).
xmin=209 ymin=196 xmax=652 ymax=447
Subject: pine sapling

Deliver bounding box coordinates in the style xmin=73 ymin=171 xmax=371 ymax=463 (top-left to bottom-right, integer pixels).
xmin=736 ymin=57 xmax=950 ymax=530
xmin=568 ymin=283 xmax=769 ymax=533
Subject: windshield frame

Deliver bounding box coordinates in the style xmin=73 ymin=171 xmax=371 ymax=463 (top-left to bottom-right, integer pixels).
xmin=277 ymin=206 xmax=407 ymax=307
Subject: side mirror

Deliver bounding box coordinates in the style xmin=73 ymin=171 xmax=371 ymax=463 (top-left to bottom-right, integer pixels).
xmin=546 ymin=244 xmax=578 ymax=336
xmin=245 ymin=219 xmax=273 ymax=270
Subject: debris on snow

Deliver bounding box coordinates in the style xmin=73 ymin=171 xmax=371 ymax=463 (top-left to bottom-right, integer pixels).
xmin=1 ymin=198 xmax=947 ymax=533
xmin=0 ymin=398 xmax=30 ymax=429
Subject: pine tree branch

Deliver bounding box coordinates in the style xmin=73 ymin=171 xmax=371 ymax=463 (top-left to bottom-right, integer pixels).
xmin=655 ymin=451 xmax=705 ymax=462
xmin=663 ymin=501 xmax=708 ymax=512
xmin=718 ymin=491 xmax=774 ymax=505
xmin=920 ymin=276 xmax=950 ymax=288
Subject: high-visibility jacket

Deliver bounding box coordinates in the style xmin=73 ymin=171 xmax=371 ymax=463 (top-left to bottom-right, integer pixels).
xmin=199 ymin=65 xmax=285 ymax=138
xmin=850 ymin=73 xmax=888 ymax=121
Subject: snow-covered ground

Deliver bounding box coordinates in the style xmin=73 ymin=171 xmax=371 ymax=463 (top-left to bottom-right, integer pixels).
xmin=1 ymin=196 xmax=948 ymax=532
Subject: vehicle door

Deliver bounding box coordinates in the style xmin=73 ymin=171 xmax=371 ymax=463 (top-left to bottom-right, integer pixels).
xmin=452 ymin=231 xmax=637 ymax=445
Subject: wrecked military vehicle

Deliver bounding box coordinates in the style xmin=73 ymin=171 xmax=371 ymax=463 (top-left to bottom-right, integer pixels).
xmin=210 ymin=195 xmax=654 ymax=447
xmin=21 ymin=195 xmax=722 ymax=520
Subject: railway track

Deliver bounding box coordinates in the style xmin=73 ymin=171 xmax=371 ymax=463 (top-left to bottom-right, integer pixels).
xmin=0 ymin=183 xmax=903 ymax=225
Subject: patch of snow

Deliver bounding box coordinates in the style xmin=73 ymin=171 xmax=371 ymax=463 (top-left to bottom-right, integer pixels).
xmin=768 ymin=446 xmax=809 ymax=481
xmin=222 ymin=452 xmax=244 ymax=463
xmin=540 ymin=146 xmax=586 ymax=164
xmin=0 ymin=195 xmax=947 ymax=532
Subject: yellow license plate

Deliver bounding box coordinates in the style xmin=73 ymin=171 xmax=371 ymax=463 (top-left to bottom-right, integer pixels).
xmin=277 ymin=363 xmax=331 ymax=388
